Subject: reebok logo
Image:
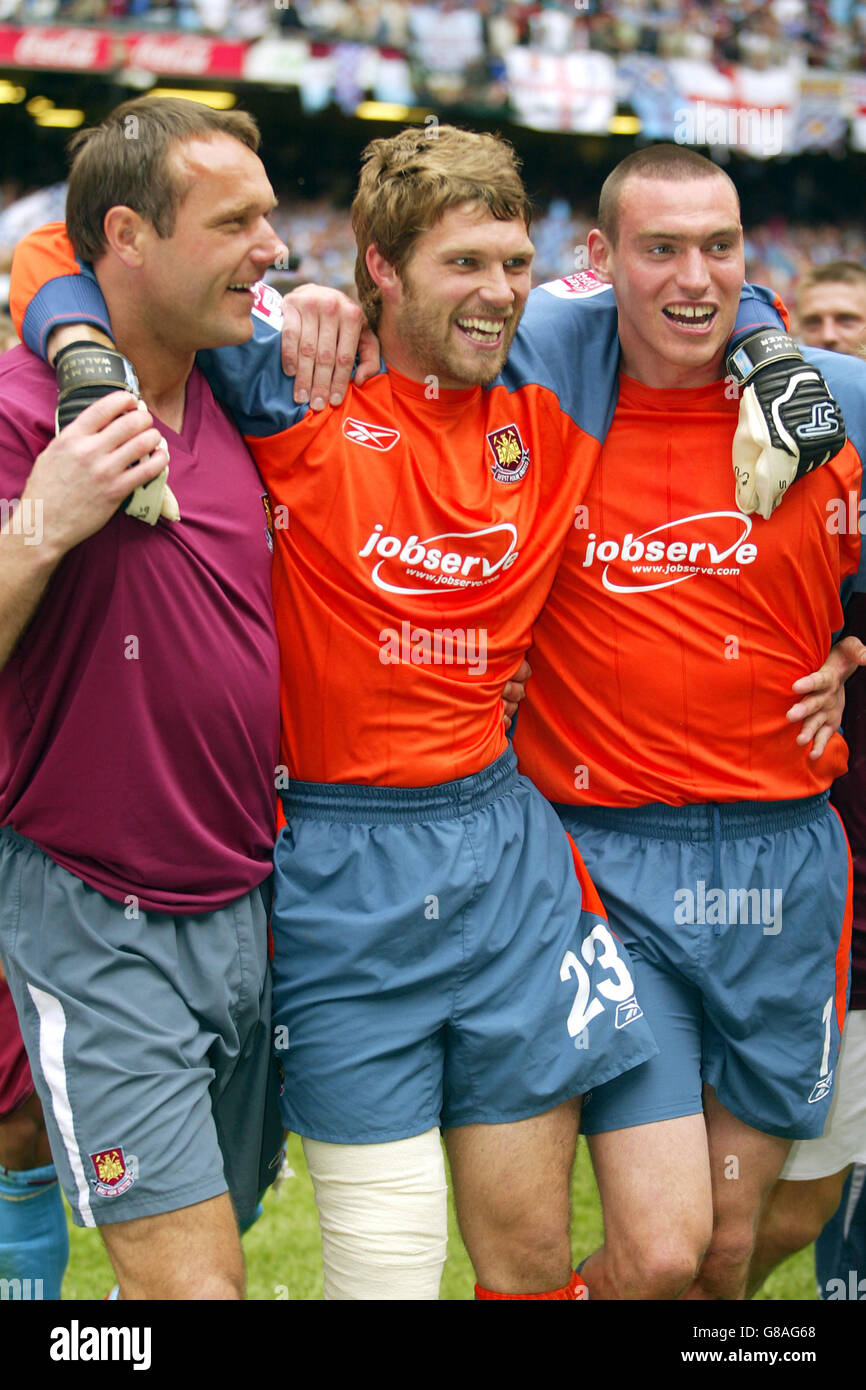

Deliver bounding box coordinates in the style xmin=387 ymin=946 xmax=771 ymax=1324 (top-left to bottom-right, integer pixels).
xmin=808 ymin=1071 xmax=834 ymax=1105
xmin=614 ymin=997 xmax=643 ymax=1029
xmin=343 ymin=418 xmax=401 ymax=451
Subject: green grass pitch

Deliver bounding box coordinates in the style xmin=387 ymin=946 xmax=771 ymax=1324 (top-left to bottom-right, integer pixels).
xmin=60 ymin=1133 xmax=816 ymax=1301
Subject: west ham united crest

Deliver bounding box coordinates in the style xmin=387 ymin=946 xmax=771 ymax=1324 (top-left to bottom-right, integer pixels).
xmin=90 ymin=1147 xmax=138 ymax=1197
xmin=487 ymin=423 xmax=530 ymax=484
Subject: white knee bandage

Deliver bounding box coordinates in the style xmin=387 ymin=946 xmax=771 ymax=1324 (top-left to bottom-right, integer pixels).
xmin=302 ymin=1129 xmax=448 ymax=1300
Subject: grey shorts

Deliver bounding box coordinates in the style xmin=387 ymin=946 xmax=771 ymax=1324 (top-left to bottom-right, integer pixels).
xmin=0 ymin=826 xmax=283 ymax=1229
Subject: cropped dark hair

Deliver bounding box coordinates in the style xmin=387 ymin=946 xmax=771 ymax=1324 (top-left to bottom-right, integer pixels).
xmin=66 ymin=96 xmax=261 ymax=263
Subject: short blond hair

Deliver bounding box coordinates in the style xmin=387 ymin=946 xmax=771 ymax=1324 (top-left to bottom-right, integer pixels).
xmin=351 ymin=125 xmax=532 ymax=329
xmin=795 ymin=260 xmax=866 ymax=309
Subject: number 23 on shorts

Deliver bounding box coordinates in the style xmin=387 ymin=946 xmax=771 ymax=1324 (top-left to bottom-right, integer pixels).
xmin=560 ymin=923 xmax=639 ymax=1039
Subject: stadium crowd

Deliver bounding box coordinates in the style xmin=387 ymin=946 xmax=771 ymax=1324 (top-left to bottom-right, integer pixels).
xmin=1 ymin=0 xmax=866 ymax=71
xmin=3 ymin=177 xmax=866 ymax=307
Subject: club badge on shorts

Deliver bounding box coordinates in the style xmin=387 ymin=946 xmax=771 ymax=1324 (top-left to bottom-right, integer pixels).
xmin=90 ymin=1147 xmax=138 ymax=1197
xmin=487 ymin=423 xmax=530 ymax=484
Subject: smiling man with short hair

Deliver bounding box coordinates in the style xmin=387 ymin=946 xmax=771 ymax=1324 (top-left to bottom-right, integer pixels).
xmin=0 ymin=97 xmax=288 ymax=1300
xmin=513 ymin=144 xmax=866 ymax=1301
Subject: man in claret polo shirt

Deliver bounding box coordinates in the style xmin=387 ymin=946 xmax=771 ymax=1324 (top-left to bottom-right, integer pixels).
xmin=0 ymin=97 xmax=290 ymax=1300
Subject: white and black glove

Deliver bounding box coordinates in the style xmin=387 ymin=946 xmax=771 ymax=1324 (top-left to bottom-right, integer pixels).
xmin=727 ymin=329 xmax=845 ymax=520
xmin=54 ymin=341 xmax=180 ymax=525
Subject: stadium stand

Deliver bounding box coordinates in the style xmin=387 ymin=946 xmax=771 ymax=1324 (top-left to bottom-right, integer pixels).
xmin=0 ymin=0 xmax=863 ymax=69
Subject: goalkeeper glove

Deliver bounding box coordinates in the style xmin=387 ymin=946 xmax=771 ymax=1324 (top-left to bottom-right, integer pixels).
xmin=727 ymin=329 xmax=846 ymax=520
xmin=54 ymin=341 xmax=180 ymax=525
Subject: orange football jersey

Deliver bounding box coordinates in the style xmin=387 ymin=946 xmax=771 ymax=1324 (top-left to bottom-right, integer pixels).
xmin=515 ymin=371 xmax=866 ymax=805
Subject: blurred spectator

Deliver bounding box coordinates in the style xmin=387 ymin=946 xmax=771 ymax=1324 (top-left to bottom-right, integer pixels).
xmin=409 ymin=2 xmax=486 ymax=76
xmin=793 ymin=260 xmax=866 ymax=354
xmin=297 ymin=0 xmax=356 ymax=37
xmin=56 ymin=0 xmax=110 ymax=19
xmin=744 ymin=221 xmax=866 ymax=305
xmin=188 ymin=0 xmax=230 ymax=32
xmin=376 ymin=0 xmax=410 ymax=46
xmin=483 ymin=0 xmax=522 ymax=58
xmin=527 ymin=1 xmax=576 ymax=53
xmin=275 ymin=2 xmax=306 ymax=32
xmin=227 ymin=0 xmax=272 ymax=40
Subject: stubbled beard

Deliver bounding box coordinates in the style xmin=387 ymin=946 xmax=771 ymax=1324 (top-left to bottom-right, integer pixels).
xmin=394 ymin=294 xmax=520 ymax=388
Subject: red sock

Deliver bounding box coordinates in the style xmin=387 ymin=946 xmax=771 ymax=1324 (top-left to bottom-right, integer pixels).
xmin=475 ymin=1270 xmax=589 ymax=1300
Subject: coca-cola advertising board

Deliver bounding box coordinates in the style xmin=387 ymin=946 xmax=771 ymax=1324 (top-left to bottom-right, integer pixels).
xmin=0 ymin=25 xmax=247 ymax=78
xmin=0 ymin=24 xmax=118 ymax=71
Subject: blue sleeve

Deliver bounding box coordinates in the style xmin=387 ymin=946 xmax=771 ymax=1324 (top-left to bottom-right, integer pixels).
xmin=21 ymin=263 xmax=112 ymax=360
xmin=507 ymin=278 xmax=787 ymax=444
xmin=728 ymin=283 xmax=787 ymax=349
xmin=196 ymin=294 xmax=309 ymax=437
xmin=811 ymin=347 xmax=866 ymax=602
xmin=20 ymin=266 xmax=309 ymax=436
xmin=504 ymin=281 xmax=621 ymax=441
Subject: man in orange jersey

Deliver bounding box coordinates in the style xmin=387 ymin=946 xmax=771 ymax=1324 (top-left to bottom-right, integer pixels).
xmin=511 ymin=145 xmax=866 ymax=1301
xmin=204 ymin=128 xmax=664 ymax=1303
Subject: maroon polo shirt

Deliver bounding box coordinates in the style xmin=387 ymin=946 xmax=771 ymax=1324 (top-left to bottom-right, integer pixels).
xmin=0 ymin=347 xmax=279 ymax=913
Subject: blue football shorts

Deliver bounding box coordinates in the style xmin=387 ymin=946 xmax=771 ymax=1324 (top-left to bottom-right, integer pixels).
xmin=271 ymin=748 xmax=658 ymax=1144
xmin=554 ymin=795 xmax=852 ymax=1141
xmin=0 ymin=826 xmax=283 ymax=1228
